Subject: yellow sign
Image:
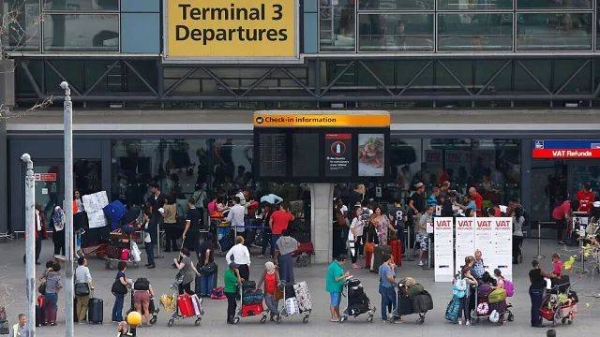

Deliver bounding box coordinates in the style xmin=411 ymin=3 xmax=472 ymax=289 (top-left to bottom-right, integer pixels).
xmin=165 ymin=0 xmax=297 ymax=59
xmin=253 ymin=113 xmax=391 ymax=128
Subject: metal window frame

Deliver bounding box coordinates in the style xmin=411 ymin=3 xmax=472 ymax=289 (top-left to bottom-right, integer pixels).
xmin=514 ymin=12 xmax=594 ymax=52
xmin=40 ymin=12 xmax=121 ymax=53
xmin=436 ymin=12 xmax=515 ymax=52
xmin=318 ymin=0 xmax=598 ymax=54
xmin=356 ymin=13 xmax=436 ymax=53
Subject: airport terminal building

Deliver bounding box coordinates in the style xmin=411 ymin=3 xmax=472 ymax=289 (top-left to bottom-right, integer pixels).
xmin=0 ymin=0 xmax=599 ymax=248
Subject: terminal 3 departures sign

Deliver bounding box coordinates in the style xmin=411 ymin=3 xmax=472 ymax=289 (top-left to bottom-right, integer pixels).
xmin=164 ymin=0 xmax=299 ymax=62
xmin=253 ymin=111 xmax=391 ymax=182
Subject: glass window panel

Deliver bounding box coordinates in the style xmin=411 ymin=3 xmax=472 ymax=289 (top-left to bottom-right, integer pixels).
xmin=43 ymin=14 xmax=119 ymax=51
xmin=359 ymin=14 xmax=434 ymax=52
xmin=43 ymin=0 xmax=118 ymax=11
xmin=320 ymin=0 xmax=355 ymax=51
xmin=2 ymin=0 xmax=41 ymax=51
xmin=359 ymin=0 xmax=433 ymax=11
xmin=517 ymin=13 xmax=592 ymax=50
xmin=438 ymin=14 xmax=513 ymax=51
xmin=517 ymin=0 xmax=591 ymax=9
xmin=422 ymin=138 xmax=521 ymax=205
xmin=438 ymin=0 xmax=512 ymax=10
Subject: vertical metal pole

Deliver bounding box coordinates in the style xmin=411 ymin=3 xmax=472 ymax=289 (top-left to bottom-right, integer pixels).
xmin=0 ymin=118 xmax=8 ymax=235
xmin=22 ymin=153 xmax=35 ymax=337
xmin=536 ymin=221 xmax=544 ymax=260
xmin=61 ymin=81 xmax=74 ymax=337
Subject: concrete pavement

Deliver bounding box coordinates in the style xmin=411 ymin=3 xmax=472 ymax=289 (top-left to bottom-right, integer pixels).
xmin=2 ymin=236 xmax=600 ymax=337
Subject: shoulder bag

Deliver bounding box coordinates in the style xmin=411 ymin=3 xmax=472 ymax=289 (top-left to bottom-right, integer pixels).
xmin=75 ymin=282 xmax=90 ymax=296
xmin=111 ymin=278 xmax=128 ymax=295
xmin=201 ymin=262 xmax=217 ymax=275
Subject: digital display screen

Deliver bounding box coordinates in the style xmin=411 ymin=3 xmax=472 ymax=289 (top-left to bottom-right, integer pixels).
xmin=292 ymin=133 xmax=320 ymax=177
xmin=325 ymin=133 xmax=352 ymax=177
xmin=258 ymin=133 xmax=287 ymax=177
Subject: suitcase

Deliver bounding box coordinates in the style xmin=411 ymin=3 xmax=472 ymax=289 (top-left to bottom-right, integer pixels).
xmin=35 ymin=305 xmax=43 ymax=327
xmin=397 ymin=293 xmax=414 ymax=316
xmin=103 ymin=200 xmax=127 ymax=230
xmin=371 ymin=245 xmax=392 ymax=273
xmin=445 ymin=297 xmax=461 ymax=323
xmin=106 ymin=245 xmax=122 ymax=259
xmin=178 ymin=294 xmax=194 ymax=317
xmin=241 ymin=303 xmax=263 ymax=317
xmin=87 ymin=297 xmax=104 ymax=324
xmin=411 ymin=291 xmax=434 ymax=312
xmin=390 ymin=239 xmax=402 ymax=266
xmin=0 ymin=321 xmax=8 ymax=335
xmin=242 ymin=289 xmax=264 ymax=305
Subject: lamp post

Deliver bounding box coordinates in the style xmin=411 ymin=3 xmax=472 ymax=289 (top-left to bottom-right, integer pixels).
xmin=60 ymin=81 xmax=74 ymax=337
xmin=21 ymin=153 xmax=35 ymax=337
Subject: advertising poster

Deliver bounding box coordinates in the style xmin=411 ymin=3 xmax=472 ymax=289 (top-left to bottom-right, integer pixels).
xmin=474 ymin=218 xmax=494 ymax=275
xmin=358 ymin=134 xmax=385 ymax=177
xmin=325 ymin=133 xmax=352 ymax=177
xmin=455 ymin=217 xmax=475 ymax=273
xmin=434 ymin=217 xmax=454 ymax=282
xmin=424 ymin=149 xmax=443 ymax=180
xmin=492 ymin=217 xmax=513 ymax=280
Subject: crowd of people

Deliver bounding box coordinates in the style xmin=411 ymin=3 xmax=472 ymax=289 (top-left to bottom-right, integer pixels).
xmin=12 ymin=178 xmax=600 ymax=335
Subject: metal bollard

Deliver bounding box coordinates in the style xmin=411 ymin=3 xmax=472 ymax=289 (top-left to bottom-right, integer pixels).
xmin=404 ymin=225 xmax=414 ymax=262
xmin=536 ymin=221 xmax=545 ymax=260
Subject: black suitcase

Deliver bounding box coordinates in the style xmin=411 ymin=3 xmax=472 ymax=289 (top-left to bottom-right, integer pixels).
xmin=0 ymin=320 xmax=8 ymax=334
xmin=371 ymin=245 xmax=392 ymax=273
xmin=35 ymin=305 xmax=43 ymax=327
xmin=87 ymin=298 xmax=103 ymax=324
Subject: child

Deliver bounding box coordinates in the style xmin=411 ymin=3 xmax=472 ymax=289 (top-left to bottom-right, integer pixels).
xmin=551 ymin=253 xmax=563 ymax=278
xmin=257 ymin=261 xmax=281 ymax=321
xmin=224 ymin=262 xmax=241 ymax=324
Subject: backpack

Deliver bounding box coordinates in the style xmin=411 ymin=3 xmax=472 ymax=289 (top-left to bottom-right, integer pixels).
xmin=445 ymin=297 xmax=461 ymax=323
xmin=133 ymin=278 xmax=150 ymax=291
xmin=452 ymin=274 xmax=467 ymax=299
xmin=503 ymin=279 xmax=515 ymax=297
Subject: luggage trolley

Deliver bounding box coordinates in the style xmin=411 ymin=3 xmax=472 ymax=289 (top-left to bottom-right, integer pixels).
xmin=233 ymin=281 xmax=269 ymax=324
xmin=104 ymin=231 xmax=140 ymax=270
xmin=126 ymin=291 xmax=159 ymax=325
xmin=340 ymin=278 xmax=376 ymax=323
xmin=162 ymin=283 xmax=205 ymax=327
xmin=276 ymin=281 xmax=312 ymax=323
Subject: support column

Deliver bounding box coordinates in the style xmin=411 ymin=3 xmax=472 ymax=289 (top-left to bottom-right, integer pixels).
xmin=521 ymin=140 xmax=532 ymax=217
xmin=0 ymin=118 xmax=7 ymax=234
xmin=0 ymin=59 xmax=14 ymax=235
xmin=310 ymin=183 xmax=334 ymax=264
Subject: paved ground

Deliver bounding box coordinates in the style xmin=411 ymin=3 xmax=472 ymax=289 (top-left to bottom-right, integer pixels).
xmin=2 ymin=236 xmax=600 ymax=337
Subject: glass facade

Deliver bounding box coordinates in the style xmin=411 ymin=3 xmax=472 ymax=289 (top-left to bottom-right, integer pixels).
xmin=319 ymin=0 xmax=597 ymax=52
xmin=2 ymin=0 xmax=119 ymax=52
xmin=387 ymin=138 xmax=522 ymax=207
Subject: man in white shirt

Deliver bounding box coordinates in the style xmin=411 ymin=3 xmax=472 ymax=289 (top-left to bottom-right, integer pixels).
xmin=74 ymin=257 xmax=94 ymax=323
xmin=225 ymin=236 xmax=251 ymax=281
xmin=226 ymin=196 xmax=246 ymax=236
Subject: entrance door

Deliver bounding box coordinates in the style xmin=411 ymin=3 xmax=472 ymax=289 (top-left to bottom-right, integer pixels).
xmin=531 ymin=159 xmax=600 ymax=223
xmin=34 ymin=162 xmax=63 ymax=223
xmin=34 ymin=159 xmax=102 ymax=226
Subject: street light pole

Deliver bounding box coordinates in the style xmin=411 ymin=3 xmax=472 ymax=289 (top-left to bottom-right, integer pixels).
xmin=21 ymin=153 xmax=35 ymax=337
xmin=61 ymin=81 xmax=74 ymax=337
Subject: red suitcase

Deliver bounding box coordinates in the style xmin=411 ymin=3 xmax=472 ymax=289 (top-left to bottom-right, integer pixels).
xmin=241 ymin=303 xmax=263 ymax=317
xmin=391 ymin=239 xmax=402 ymax=266
xmin=178 ymin=294 xmax=194 ymax=317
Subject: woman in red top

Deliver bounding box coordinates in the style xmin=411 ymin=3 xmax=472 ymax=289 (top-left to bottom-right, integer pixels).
xmin=257 ymin=261 xmax=281 ymax=321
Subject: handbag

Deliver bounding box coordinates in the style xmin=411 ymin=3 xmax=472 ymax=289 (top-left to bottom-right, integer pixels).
xmin=38 ymin=282 xmax=46 ymax=295
xmin=130 ymin=241 xmax=142 ymax=262
xmin=75 ymin=283 xmax=90 ymax=296
xmin=201 ymin=262 xmax=217 ymax=275
xmin=364 ymin=242 xmax=375 ymax=253
xmin=175 ymin=272 xmax=184 ymax=285
xmin=144 ymin=232 xmax=151 ymax=243
xmin=111 ymin=279 xmax=128 ymax=295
